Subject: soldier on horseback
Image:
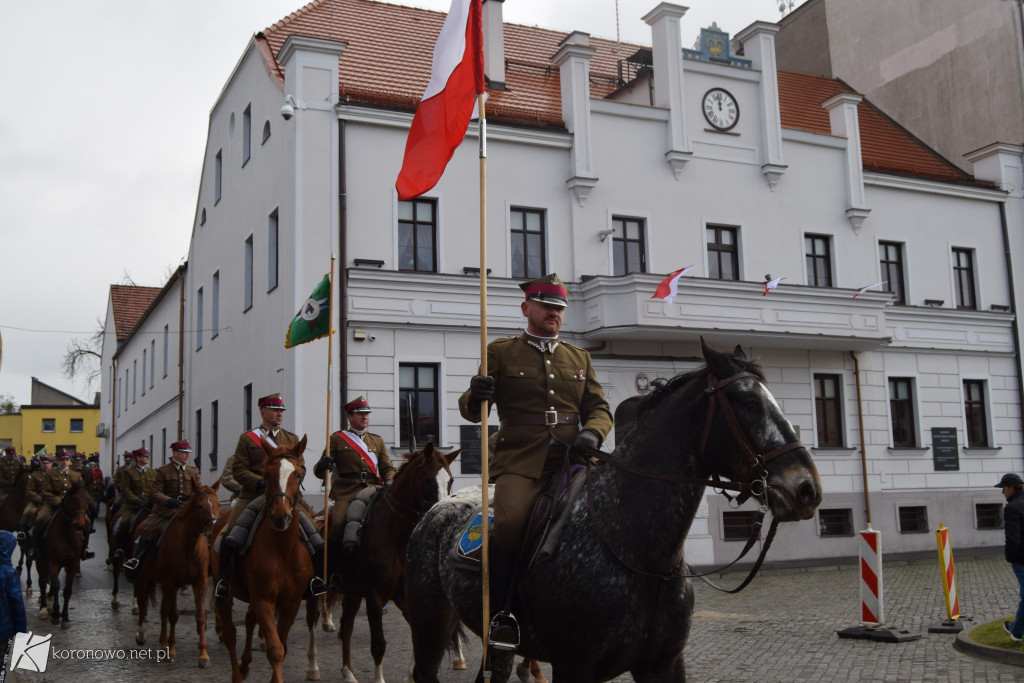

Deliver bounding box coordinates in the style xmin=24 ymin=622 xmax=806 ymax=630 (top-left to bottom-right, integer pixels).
xmin=112 ymin=448 xmax=156 ymax=564
xmin=0 ymin=447 xmax=24 ymax=496
xmin=33 ymin=451 xmax=96 ymax=559
xmin=123 ymin=441 xmax=201 ymax=574
xmin=459 ymin=273 xmax=613 ymax=651
xmin=215 ymin=393 xmax=328 ymax=600
xmin=20 ymin=454 xmax=53 ymax=543
xmin=313 ymin=396 xmax=397 ymax=592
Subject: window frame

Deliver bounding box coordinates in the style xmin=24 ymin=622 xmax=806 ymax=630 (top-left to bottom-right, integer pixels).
xmin=268 ymin=209 xmax=279 ymax=293
xmin=196 ymin=287 xmax=204 ymax=351
xmin=707 ymin=225 xmax=740 ymax=281
xmin=813 ymin=373 xmax=845 ymax=447
xmin=510 ymin=206 xmax=547 ymax=279
xmin=242 ymin=104 xmax=252 ymax=165
xmin=722 ymin=510 xmax=760 ymax=541
xmin=611 ymin=215 xmax=647 ymax=276
xmin=952 ymin=247 xmax=977 ymax=310
xmin=163 ymin=324 xmax=169 ymax=378
xmin=878 ymin=240 xmax=907 ymax=305
xmin=888 ymin=377 xmax=918 ymax=447
xmin=212 ymin=271 xmax=220 ymax=339
xmin=817 ymin=508 xmax=854 ymax=537
xmin=805 ymin=233 xmax=833 ymax=287
xmin=41 ymin=418 xmax=56 ymax=433
xmin=963 ymin=379 xmax=990 ymax=447
xmin=69 ymin=419 xmax=84 ymax=433
xmin=141 ymin=348 xmax=147 ymax=396
xmin=214 ymin=149 xmax=223 ymax=204
xmin=397 ymin=198 xmax=438 ymax=273
xmin=244 ymin=234 xmax=254 ymax=312
xmin=397 ymin=361 xmax=442 ymax=448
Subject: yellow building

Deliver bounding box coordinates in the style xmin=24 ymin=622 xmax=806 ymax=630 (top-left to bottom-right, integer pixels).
xmin=0 ymin=378 xmax=100 ymax=457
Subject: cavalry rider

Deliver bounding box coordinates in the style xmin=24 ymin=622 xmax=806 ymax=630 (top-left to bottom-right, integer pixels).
xmin=123 ymin=441 xmax=201 ymax=573
xmin=218 ymin=453 xmax=242 ymax=506
xmin=112 ymin=448 xmax=157 ymax=563
xmin=313 ymin=396 xmax=397 ymax=591
xmin=215 ymin=393 xmax=327 ymax=601
xmin=0 ymin=447 xmax=24 ymax=496
xmin=33 ymin=451 xmax=95 ymax=559
xmin=459 ymin=273 xmax=612 ymax=651
xmin=21 ymin=454 xmax=53 ymax=542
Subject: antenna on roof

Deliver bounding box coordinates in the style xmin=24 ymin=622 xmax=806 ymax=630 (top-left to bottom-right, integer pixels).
xmin=615 ymin=0 xmax=623 ymax=85
xmin=778 ymin=0 xmax=795 ymax=17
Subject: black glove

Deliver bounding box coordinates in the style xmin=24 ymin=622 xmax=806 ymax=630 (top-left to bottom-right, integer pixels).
xmin=256 ymin=479 xmax=267 ymax=494
xmin=469 ymin=375 xmax=495 ymax=404
xmin=164 ymin=498 xmax=182 ymax=509
xmin=316 ymin=455 xmax=336 ymax=473
xmin=572 ymin=429 xmax=600 ymax=454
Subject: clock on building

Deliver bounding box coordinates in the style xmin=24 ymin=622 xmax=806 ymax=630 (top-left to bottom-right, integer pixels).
xmin=702 ymin=87 xmax=739 ymax=131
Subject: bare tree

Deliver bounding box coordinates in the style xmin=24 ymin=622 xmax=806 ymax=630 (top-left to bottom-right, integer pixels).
xmin=0 ymin=393 xmax=17 ymax=415
xmin=63 ymin=316 xmax=105 ymax=393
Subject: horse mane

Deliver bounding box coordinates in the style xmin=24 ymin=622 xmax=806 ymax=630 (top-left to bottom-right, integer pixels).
xmin=635 ymin=352 xmax=766 ymax=423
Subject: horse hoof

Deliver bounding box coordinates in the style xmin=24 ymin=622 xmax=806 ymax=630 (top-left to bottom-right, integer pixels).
xmin=61 ymin=619 xmax=71 ymax=630
xmin=135 ymin=635 xmax=146 ymax=646
xmin=50 ymin=613 xmax=60 ymax=626
xmin=453 ymin=659 xmax=467 ymax=671
xmin=341 ymin=667 xmax=358 ymax=683
xmin=516 ymin=665 xmax=531 ymax=682
xmin=132 ymin=605 xmax=139 ymax=615
xmin=306 ymin=670 xmax=321 ymax=681
xmin=37 ymin=609 xmax=48 ymax=620
xmin=111 ymin=599 xmax=119 ymax=610
xmin=25 ymin=587 xmax=32 ymax=597
xmin=321 ymin=622 xmax=336 ymax=633
xmin=198 ymin=656 xmax=209 ymax=669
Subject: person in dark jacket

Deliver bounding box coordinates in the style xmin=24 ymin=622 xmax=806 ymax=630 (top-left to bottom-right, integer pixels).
xmin=0 ymin=530 xmax=27 ymax=660
xmin=998 ymin=472 xmax=1024 ymax=641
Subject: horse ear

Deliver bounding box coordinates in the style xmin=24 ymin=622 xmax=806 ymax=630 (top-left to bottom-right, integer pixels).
xmin=211 ymin=478 xmax=221 ymax=493
xmin=297 ymin=435 xmax=308 ymax=454
xmin=445 ymin=448 xmax=461 ymax=466
xmin=259 ymin=437 xmax=275 ymax=458
xmin=423 ymin=442 xmax=435 ymax=459
xmin=701 ymin=338 xmax=733 ymax=377
xmin=732 ymin=345 xmax=747 ymax=361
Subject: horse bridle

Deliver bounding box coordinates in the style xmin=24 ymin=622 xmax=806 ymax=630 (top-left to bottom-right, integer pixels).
xmin=581 ymin=369 xmax=807 ymax=593
xmin=381 ymin=457 xmax=455 ymax=524
xmin=265 ymin=455 xmax=302 ymax=509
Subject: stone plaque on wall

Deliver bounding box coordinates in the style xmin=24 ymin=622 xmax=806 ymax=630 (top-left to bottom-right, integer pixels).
xmin=932 ymin=427 xmax=959 ymax=472
xmin=459 ymin=424 xmax=498 ymax=475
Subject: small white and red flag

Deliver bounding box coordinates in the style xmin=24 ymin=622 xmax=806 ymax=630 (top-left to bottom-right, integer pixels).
xmin=763 ymin=276 xmax=786 ymax=296
xmin=395 ymin=0 xmax=484 ymax=200
xmin=852 ymin=281 xmax=887 ymax=298
xmin=651 ymin=266 xmax=694 ymax=304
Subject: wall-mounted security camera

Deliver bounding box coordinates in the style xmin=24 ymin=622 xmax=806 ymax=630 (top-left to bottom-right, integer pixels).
xmin=280 ymin=102 xmax=294 ymax=120
xmin=368 ymin=334 xmax=377 ymax=341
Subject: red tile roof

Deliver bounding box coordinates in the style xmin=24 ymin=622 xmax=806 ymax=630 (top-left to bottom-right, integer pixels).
xmin=262 ymin=0 xmax=981 ymax=186
xmin=110 ymin=285 xmax=161 ymax=342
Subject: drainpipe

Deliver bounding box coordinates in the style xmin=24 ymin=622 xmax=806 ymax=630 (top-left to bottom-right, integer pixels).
xmin=110 ymin=358 xmax=117 ymax=475
xmin=850 ymin=351 xmax=872 ymax=526
xmin=338 ymin=118 xmax=348 ymax=429
xmin=178 ymin=268 xmax=186 ymax=440
xmin=999 ymin=202 xmax=1024 ymax=455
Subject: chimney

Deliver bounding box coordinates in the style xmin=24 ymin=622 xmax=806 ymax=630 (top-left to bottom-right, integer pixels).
xmin=483 ymin=0 xmax=506 ymax=90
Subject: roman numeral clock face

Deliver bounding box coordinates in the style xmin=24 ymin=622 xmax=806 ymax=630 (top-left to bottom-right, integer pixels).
xmin=702 ymin=87 xmax=739 ymax=131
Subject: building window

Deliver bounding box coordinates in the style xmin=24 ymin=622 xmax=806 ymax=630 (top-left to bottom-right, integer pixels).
xmin=214 ymin=150 xmax=222 ymax=203
xmin=879 ymin=241 xmax=906 ymax=304
xmin=161 ymin=428 xmax=167 ymax=466
xmin=195 ymin=408 xmax=202 ymax=472
xmin=141 ymin=349 xmax=147 ymax=395
xmin=398 ymin=198 xmax=438 ymax=272
xmin=963 ymin=379 xmax=989 ymax=447
xmin=952 ymin=248 xmax=976 ymax=309
xmin=722 ymin=510 xmax=759 ymax=541
xmin=262 ymin=120 xmax=271 ymax=144
xmin=212 ymin=271 xmax=220 ymax=339
xmin=611 ymin=216 xmax=646 ymax=275
xmin=243 ymin=383 xmax=253 ymax=430
xmin=124 ymin=369 xmax=129 ymax=411
xmin=818 ymin=508 xmax=854 ymax=537
xmin=242 ymin=104 xmax=251 ymax=165
xmin=976 ymin=503 xmax=1004 ymax=530
xmin=41 ymin=419 xmax=55 ymax=433
xmin=211 ymin=400 xmax=219 ymax=471
xmin=244 ymin=235 xmax=254 ymax=311
xmin=510 ymin=207 xmax=546 ymax=279
xmin=132 ymin=359 xmax=137 ymax=403
xmin=805 ymin=234 xmax=833 ymax=287
xmin=898 ymin=505 xmax=928 ymax=533
xmin=707 ymin=225 xmax=739 ymax=281
xmin=814 ymin=374 xmax=843 ymax=447
xmin=399 ymin=363 xmax=439 ymax=447
xmin=150 ymin=339 xmax=155 ymax=387
xmin=889 ymin=378 xmax=916 ymax=447
xmin=268 ymin=210 xmax=279 ymax=292
xmin=196 ymin=287 xmax=204 ymax=350
xmin=163 ymin=324 xmax=169 ymax=378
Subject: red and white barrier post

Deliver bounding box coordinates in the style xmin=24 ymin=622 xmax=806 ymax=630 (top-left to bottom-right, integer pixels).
xmin=929 ymin=523 xmax=964 ymax=632
xmin=859 ymin=525 xmax=884 ymax=625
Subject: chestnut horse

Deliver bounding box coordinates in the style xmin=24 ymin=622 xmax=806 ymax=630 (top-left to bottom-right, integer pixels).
xmin=215 ymin=436 xmax=322 ymax=683
xmin=35 ymin=483 xmax=92 ymax=629
xmin=333 ymin=443 xmax=460 ymax=683
xmin=132 ymin=481 xmax=221 ymax=666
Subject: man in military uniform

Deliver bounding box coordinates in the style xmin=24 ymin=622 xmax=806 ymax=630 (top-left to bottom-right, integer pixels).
xmin=218 ymin=453 xmax=242 ymax=505
xmin=21 ymin=454 xmax=53 ymax=539
xmin=460 ymin=273 xmax=613 ymax=650
xmin=215 ymin=393 xmax=326 ymax=600
xmin=112 ymin=449 xmax=157 ymax=563
xmin=313 ymin=396 xmax=397 ymax=590
xmin=0 ymin=447 xmax=24 ymax=496
xmin=123 ymin=441 xmax=201 ymax=573
xmin=33 ymin=451 xmax=88 ymax=553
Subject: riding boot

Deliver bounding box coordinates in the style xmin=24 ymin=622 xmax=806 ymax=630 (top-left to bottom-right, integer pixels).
xmin=488 ymin=544 xmax=521 ymax=651
xmin=326 ymin=542 xmax=343 ymax=593
xmin=122 ymin=537 xmax=152 ymax=573
xmin=307 ymin=546 xmax=327 ymax=597
xmin=81 ymin=527 xmax=95 ymax=560
xmin=215 ymin=542 xmax=235 ymax=601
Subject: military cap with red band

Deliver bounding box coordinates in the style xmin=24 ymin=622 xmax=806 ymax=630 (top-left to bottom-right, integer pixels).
xmin=520 ymin=273 xmax=568 ymax=307
xmin=170 ymin=441 xmax=192 ymax=452
xmin=258 ymin=393 xmax=286 ymax=410
xmin=344 ymin=396 xmax=371 ymax=414
xmin=3 ymin=447 xmax=15 ymax=455
xmin=38 ymin=454 xmax=54 ymax=463
xmin=133 ymin=448 xmax=150 ymax=458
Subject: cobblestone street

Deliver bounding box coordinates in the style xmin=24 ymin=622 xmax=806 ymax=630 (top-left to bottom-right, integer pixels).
xmin=7 ymin=546 xmax=1024 ymax=682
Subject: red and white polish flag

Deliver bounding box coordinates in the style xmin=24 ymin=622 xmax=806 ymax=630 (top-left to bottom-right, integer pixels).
xmin=852 ymin=281 xmax=887 ymax=298
xmin=764 ymin=276 xmax=786 ymax=296
xmin=395 ymin=0 xmax=484 ymax=200
xmin=651 ymin=266 xmax=694 ymax=304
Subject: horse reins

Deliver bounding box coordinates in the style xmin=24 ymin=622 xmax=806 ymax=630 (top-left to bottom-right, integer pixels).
xmin=579 ymin=370 xmax=806 ymax=593
xmin=265 ymin=454 xmax=303 ymax=510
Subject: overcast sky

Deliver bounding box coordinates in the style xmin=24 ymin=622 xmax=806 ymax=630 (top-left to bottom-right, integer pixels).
xmin=0 ymin=0 xmax=804 ymax=408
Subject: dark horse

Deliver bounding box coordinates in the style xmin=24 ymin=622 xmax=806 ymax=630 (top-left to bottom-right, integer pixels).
xmin=405 ymin=341 xmax=822 ymax=683
xmin=132 ymin=482 xmax=221 ymax=666
xmin=0 ymin=468 xmax=32 ymax=589
xmin=334 ymin=443 xmax=460 ymax=682
xmin=35 ymin=483 xmax=93 ymax=629
xmin=215 ymin=436 xmax=323 ymax=683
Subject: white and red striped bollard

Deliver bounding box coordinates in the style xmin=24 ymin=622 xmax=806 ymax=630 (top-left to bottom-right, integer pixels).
xmin=935 ymin=523 xmax=959 ymax=621
xmin=859 ymin=526 xmax=883 ymax=625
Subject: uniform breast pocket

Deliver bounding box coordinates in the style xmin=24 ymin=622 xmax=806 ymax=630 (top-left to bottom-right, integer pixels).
xmin=506 ymin=366 xmax=537 ymax=380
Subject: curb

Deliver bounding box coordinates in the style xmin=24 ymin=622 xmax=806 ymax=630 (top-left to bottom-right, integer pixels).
xmin=953 ymin=623 xmax=1024 ymax=667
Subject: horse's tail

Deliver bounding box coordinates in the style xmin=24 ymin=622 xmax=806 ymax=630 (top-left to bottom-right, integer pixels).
xmin=448 ymin=623 xmax=468 ymax=657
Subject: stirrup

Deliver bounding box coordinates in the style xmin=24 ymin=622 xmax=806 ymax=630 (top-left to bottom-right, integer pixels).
xmin=488 ymin=612 xmax=520 ymax=651
xmin=326 ymin=574 xmax=343 ymax=594
xmin=214 ymin=580 xmax=231 ymax=601
xmin=83 ymin=547 xmax=96 ymax=560
xmin=14 ymin=532 xmax=25 ymax=542
xmin=309 ymin=577 xmax=328 ymax=597
xmin=122 ymin=557 xmax=140 ymax=571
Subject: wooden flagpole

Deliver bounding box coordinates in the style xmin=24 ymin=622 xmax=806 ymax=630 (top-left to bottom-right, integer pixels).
xmin=324 ymin=256 xmax=336 ymax=585
xmin=477 ymin=92 xmax=492 ymax=681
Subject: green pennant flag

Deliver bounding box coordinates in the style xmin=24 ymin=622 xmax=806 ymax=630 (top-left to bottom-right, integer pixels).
xmin=285 ymin=274 xmax=331 ymax=348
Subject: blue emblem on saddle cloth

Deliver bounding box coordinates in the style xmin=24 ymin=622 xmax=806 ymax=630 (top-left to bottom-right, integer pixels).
xmin=456 ymin=509 xmax=493 ymax=561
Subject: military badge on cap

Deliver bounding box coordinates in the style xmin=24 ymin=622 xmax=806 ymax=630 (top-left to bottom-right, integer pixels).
xmin=258 ymin=393 xmax=286 ymax=410
xmin=345 ymin=396 xmax=371 ymax=414
xmin=170 ymin=441 xmax=192 ymax=452
xmin=520 ymin=273 xmax=568 ymax=307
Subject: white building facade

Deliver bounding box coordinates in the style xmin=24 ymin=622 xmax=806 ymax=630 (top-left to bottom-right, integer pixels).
xmin=104 ymin=0 xmax=1024 ymax=565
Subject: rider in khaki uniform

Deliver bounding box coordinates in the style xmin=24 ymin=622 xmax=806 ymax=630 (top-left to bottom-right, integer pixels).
xmin=112 ymin=449 xmax=157 ymax=563
xmin=460 ymin=273 xmax=612 ymax=650
xmin=21 ymin=454 xmax=53 ymax=536
xmin=313 ymin=396 xmax=397 ymax=590
xmin=215 ymin=393 xmax=326 ymax=600
xmin=33 ymin=451 xmax=92 ymax=557
xmin=123 ymin=441 xmax=201 ymax=572
xmin=0 ymin=447 xmax=24 ymax=496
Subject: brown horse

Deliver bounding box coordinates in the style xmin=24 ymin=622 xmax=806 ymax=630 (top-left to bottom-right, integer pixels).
xmin=0 ymin=467 xmax=30 ymax=532
xmin=132 ymin=482 xmax=221 ymax=666
xmin=335 ymin=443 xmax=460 ymax=682
xmin=215 ymin=436 xmax=322 ymax=683
xmin=35 ymin=483 xmax=92 ymax=628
